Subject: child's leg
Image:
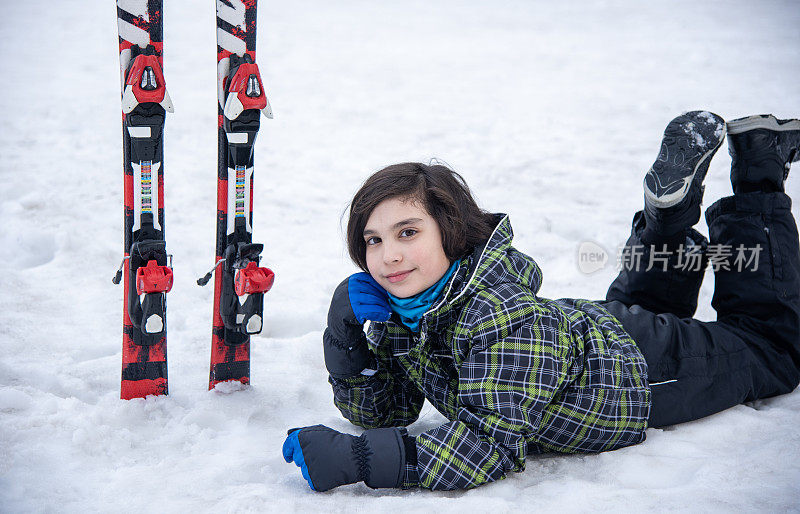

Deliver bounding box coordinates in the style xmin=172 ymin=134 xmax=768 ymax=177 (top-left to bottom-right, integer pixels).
xmin=604 ymin=192 xmax=800 ymax=427
xmin=606 ymin=111 xmax=725 ymax=318
xmin=605 ymin=212 xmax=708 ymax=318
xmin=603 ymin=115 xmax=800 ymax=427
xmin=705 ymin=114 xmax=800 ymax=370
xmin=706 ymin=191 xmax=800 ymax=368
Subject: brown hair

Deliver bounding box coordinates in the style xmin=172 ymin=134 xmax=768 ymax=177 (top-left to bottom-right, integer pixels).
xmin=346 ymin=162 xmax=497 ymax=271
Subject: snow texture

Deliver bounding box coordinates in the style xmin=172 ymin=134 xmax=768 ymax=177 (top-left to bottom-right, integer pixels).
xmin=2 ymin=0 xmax=800 ymax=511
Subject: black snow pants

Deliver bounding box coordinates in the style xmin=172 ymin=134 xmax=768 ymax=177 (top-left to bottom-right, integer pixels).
xmin=601 ymin=192 xmax=800 ymax=428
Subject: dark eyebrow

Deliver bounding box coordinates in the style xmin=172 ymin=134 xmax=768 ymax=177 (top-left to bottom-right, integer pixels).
xmin=392 ymin=218 xmax=423 ymax=230
xmin=363 ymin=218 xmax=423 ymax=237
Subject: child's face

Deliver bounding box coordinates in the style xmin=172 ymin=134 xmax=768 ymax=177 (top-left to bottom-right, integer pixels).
xmin=363 ymin=197 xmax=451 ymax=298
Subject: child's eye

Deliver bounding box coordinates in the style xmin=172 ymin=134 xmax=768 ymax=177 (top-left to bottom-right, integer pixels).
xmin=365 ymin=236 xmax=381 ymax=246
xmin=399 ymin=229 xmax=417 ymax=238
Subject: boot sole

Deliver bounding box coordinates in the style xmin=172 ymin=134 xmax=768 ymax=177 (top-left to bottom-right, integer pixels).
xmin=644 ymin=111 xmax=726 ymax=209
xmin=727 ymin=114 xmax=800 ymax=134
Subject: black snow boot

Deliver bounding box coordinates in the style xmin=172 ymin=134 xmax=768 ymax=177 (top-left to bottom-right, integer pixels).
xmin=642 ymin=110 xmax=726 ymax=244
xmin=727 ymin=114 xmax=800 ymax=194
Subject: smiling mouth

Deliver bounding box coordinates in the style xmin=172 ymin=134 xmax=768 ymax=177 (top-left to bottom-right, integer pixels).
xmin=385 ymin=270 xmax=413 ymax=283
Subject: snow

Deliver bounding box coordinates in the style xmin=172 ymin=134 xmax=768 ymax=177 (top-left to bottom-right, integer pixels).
xmin=2 ymin=0 xmax=800 ymax=511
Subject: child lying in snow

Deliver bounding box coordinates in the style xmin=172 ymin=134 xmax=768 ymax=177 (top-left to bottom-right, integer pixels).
xmin=283 ymin=111 xmax=800 ymax=491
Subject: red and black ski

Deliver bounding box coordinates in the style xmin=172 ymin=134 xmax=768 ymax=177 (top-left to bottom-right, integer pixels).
xmin=114 ymin=0 xmax=174 ymax=399
xmin=198 ymin=0 xmax=274 ymax=390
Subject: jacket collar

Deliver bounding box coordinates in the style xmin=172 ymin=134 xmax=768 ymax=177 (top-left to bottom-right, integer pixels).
xmin=368 ymin=213 xmax=543 ymax=354
xmin=423 ymin=213 xmax=534 ymax=334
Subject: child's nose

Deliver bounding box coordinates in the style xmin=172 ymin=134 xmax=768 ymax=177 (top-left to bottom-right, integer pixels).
xmin=382 ymin=241 xmax=402 ymax=264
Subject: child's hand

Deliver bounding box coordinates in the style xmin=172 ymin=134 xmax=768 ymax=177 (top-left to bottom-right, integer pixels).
xmin=345 ymin=272 xmax=391 ymax=324
xmin=323 ymin=273 xmax=390 ymax=378
xmin=282 ymin=425 xmax=407 ymax=491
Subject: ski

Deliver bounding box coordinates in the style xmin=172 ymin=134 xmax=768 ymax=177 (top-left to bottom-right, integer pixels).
xmin=197 ymin=0 xmax=274 ymax=390
xmin=114 ymin=0 xmax=174 ymax=400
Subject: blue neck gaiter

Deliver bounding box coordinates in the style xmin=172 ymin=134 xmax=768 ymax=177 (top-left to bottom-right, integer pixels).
xmin=387 ymin=260 xmax=460 ymax=333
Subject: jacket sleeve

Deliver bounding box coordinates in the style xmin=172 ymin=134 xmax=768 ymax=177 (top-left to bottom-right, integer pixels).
xmin=328 ymin=330 xmax=426 ymax=429
xmin=408 ymin=285 xmax=569 ymax=490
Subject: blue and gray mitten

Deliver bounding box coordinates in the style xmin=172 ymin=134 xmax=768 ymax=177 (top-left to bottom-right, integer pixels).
xmin=282 ymin=425 xmax=410 ymax=491
xmin=323 ymin=273 xmax=391 ymax=379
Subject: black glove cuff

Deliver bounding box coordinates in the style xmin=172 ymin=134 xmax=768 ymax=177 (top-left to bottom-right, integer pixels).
xmin=402 ymin=432 xmax=417 ymax=466
xmin=362 ymin=427 xmax=406 ymax=489
xmin=323 ymin=327 xmax=373 ymax=378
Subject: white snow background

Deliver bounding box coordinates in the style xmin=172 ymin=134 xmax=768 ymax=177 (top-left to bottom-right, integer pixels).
xmin=1 ymin=0 xmax=800 ymax=511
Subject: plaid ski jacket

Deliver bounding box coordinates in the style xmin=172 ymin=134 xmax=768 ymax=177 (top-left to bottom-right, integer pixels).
xmin=329 ymin=215 xmax=651 ymax=490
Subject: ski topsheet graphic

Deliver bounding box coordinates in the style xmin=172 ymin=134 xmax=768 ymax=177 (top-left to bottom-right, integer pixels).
xmin=198 ymin=0 xmax=274 ymax=390
xmin=114 ymin=0 xmax=174 ymax=400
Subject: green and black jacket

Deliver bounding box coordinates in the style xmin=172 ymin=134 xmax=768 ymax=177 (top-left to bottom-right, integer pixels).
xmin=329 ymin=215 xmax=651 ymax=490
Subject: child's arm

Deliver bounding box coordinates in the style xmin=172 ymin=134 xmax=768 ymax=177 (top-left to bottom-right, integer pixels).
xmin=328 ymin=357 xmax=425 ymax=429
xmin=324 ymin=273 xmax=425 ymax=428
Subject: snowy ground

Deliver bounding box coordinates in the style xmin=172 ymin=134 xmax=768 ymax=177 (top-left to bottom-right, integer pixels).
xmin=2 ymin=0 xmax=800 ymax=511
